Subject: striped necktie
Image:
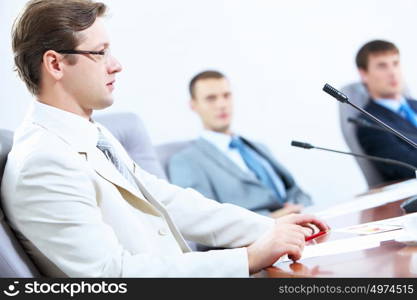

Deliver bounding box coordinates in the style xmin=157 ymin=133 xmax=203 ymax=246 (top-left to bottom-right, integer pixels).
xmin=96 ymin=129 xmax=139 ymax=190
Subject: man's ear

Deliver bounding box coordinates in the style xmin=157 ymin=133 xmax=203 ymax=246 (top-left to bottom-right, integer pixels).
xmin=358 ymin=68 xmax=368 ymax=84
xmin=42 ymin=50 xmax=64 ymax=80
xmin=190 ymin=99 xmax=197 ymax=112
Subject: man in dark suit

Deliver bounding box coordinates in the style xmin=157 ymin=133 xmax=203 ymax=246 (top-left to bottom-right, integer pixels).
xmin=169 ymin=70 xmax=312 ymax=219
xmin=356 ymin=40 xmax=417 ymax=182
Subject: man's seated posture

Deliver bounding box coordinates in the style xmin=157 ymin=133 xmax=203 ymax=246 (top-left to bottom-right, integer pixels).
xmin=355 ymin=40 xmax=417 ymax=182
xmin=169 ymin=71 xmax=312 ymax=219
xmin=1 ymin=0 xmax=327 ymax=277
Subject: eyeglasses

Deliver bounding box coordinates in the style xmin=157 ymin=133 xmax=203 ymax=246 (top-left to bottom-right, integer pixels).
xmin=56 ymin=48 xmax=111 ymax=62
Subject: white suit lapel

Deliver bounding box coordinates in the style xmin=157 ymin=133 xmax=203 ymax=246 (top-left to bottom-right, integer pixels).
xmin=83 ymin=150 xmax=161 ymax=217
xmin=131 ymin=169 xmax=192 ymax=253
xmin=85 ymin=151 xmax=191 ymax=252
xmin=29 ymin=102 xmax=192 ymax=252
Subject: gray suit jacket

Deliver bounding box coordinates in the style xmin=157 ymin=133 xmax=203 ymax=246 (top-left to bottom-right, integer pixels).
xmin=169 ymin=137 xmax=312 ymax=216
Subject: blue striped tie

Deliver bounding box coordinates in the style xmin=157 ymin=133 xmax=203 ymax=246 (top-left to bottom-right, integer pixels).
xmin=229 ymin=137 xmax=283 ymax=202
xmin=96 ymin=129 xmax=139 ymax=190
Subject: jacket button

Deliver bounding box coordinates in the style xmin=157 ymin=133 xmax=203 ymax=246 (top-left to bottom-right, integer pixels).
xmin=158 ymin=228 xmax=168 ymax=236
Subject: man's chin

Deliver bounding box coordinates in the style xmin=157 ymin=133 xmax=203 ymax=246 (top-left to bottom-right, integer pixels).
xmin=212 ymin=124 xmax=231 ymax=134
xmin=379 ymin=89 xmax=402 ymax=99
xmin=95 ymin=98 xmax=114 ymax=110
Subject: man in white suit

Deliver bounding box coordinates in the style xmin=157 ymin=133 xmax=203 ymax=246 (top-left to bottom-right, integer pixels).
xmin=1 ymin=0 xmax=328 ymax=277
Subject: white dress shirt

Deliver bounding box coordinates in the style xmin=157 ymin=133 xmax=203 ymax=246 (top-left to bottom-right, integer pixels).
xmin=201 ymin=130 xmax=287 ymax=199
xmin=201 ymin=130 xmax=250 ymax=172
xmin=374 ymin=97 xmax=404 ymax=113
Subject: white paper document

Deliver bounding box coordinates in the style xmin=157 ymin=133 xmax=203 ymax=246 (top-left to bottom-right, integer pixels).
xmin=393 ymin=213 xmax=417 ymax=245
xmin=274 ymin=227 xmax=405 ymax=265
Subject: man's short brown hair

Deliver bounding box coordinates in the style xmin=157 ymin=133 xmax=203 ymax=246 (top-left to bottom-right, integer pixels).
xmin=189 ymin=70 xmax=226 ymax=98
xmin=12 ymin=0 xmax=107 ymax=95
xmin=355 ymin=40 xmax=399 ymax=71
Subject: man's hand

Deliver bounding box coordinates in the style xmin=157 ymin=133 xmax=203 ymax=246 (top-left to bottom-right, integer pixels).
xmin=276 ymin=213 xmax=329 ymax=236
xmin=246 ymin=214 xmax=329 ymax=274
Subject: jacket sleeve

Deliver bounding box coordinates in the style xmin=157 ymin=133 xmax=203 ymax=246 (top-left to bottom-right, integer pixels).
xmin=138 ymin=166 xmax=274 ymax=249
xmin=6 ymin=150 xmax=264 ymax=277
xmin=357 ymin=125 xmax=417 ymax=180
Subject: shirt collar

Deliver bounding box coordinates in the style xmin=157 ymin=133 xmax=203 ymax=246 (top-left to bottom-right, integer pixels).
xmin=374 ymin=96 xmax=406 ymax=113
xmin=25 ymin=100 xmax=100 ymax=152
xmin=200 ymin=129 xmax=237 ymax=152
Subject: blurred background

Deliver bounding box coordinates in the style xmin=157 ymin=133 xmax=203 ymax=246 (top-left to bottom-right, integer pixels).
xmin=2 ymin=0 xmax=417 ymax=206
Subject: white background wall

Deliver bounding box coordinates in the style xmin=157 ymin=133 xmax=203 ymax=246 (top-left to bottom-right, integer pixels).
xmin=2 ymin=0 xmax=417 ymax=206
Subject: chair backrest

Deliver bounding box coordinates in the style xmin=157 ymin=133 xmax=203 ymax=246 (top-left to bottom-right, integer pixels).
xmin=94 ymin=112 xmax=167 ymax=180
xmin=0 ymin=129 xmax=40 ymax=277
xmin=339 ymin=82 xmax=384 ymax=187
xmin=155 ymin=141 xmax=192 ymax=179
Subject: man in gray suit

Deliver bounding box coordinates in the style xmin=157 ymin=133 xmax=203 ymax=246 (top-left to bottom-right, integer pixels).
xmin=169 ymin=70 xmax=312 ymax=219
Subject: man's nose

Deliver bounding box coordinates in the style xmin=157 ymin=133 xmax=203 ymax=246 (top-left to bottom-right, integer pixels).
xmin=217 ymin=97 xmax=229 ymax=107
xmin=107 ymin=55 xmax=123 ymax=74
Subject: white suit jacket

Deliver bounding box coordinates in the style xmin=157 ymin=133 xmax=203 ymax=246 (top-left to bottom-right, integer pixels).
xmin=1 ymin=101 xmax=274 ymax=277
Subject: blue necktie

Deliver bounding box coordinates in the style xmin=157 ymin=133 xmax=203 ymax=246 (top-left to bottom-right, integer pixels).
xmin=399 ymin=102 xmax=417 ymax=127
xmin=229 ymin=137 xmax=283 ymax=202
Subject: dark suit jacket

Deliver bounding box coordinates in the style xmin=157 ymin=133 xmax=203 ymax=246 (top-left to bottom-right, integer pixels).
xmin=168 ymin=137 xmax=312 ymax=216
xmin=356 ymin=99 xmax=417 ymax=182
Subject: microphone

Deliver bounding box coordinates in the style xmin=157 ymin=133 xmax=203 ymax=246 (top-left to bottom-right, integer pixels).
xmin=291 ymin=140 xmax=417 ymax=173
xmin=347 ymin=117 xmax=385 ymax=131
xmin=323 ymin=83 xmax=417 ymax=150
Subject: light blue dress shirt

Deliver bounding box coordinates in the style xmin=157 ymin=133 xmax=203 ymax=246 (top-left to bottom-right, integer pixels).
xmin=374 ymin=97 xmax=417 ymax=124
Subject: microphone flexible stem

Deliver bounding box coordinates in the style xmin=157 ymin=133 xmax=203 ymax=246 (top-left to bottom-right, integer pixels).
xmin=347 ymin=100 xmax=417 ymax=149
xmin=348 ymin=117 xmax=417 ymax=139
xmin=313 ymin=146 xmax=417 ymax=171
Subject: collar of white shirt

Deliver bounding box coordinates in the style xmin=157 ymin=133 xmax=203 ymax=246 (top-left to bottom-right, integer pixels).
xmin=200 ymin=129 xmax=237 ymax=153
xmin=25 ymin=100 xmax=100 ymax=153
xmin=374 ymin=96 xmax=406 ymax=113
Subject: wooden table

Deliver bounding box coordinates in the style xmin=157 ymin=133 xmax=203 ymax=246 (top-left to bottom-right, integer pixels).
xmin=257 ymin=192 xmax=417 ymax=277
